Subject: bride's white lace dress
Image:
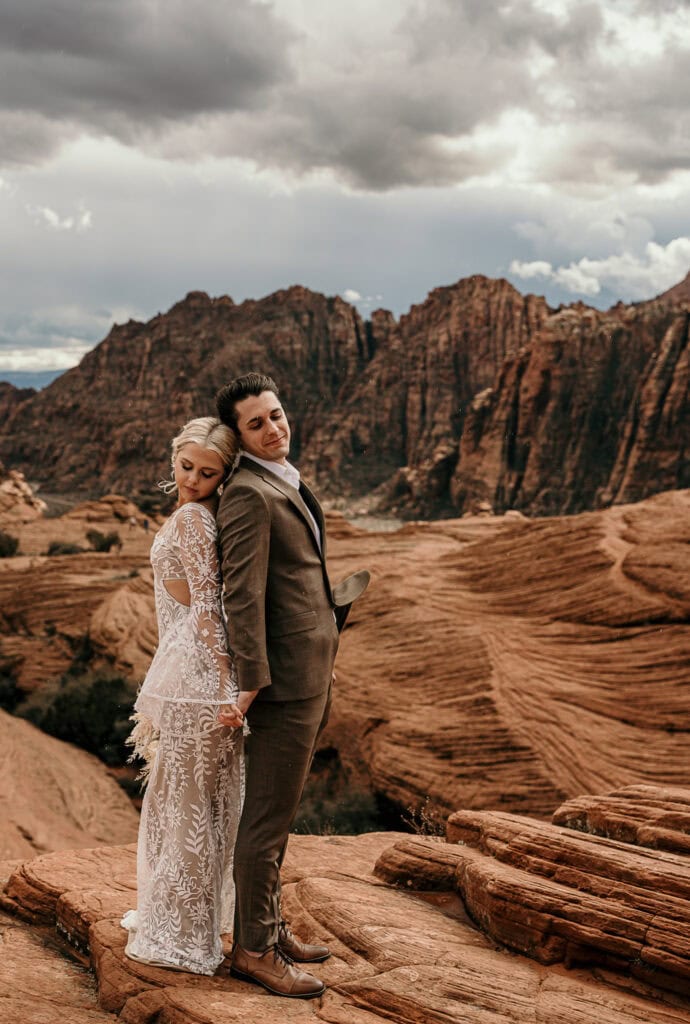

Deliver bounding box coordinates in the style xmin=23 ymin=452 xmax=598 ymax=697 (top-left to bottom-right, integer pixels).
xmin=121 ymin=501 xmax=243 ymax=975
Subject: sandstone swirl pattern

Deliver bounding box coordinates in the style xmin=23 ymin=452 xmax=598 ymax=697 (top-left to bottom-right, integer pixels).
xmin=327 ymin=489 xmax=690 ymax=818
xmin=2 ymin=489 xmax=689 ymax=823
xmin=4 ymin=789 xmax=690 ymax=1024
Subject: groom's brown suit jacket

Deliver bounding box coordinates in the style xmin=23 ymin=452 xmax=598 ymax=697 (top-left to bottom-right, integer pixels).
xmin=216 ymin=456 xmax=339 ymax=702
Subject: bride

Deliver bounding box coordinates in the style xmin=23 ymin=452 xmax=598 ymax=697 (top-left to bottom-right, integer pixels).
xmin=122 ymin=416 xmax=245 ymax=975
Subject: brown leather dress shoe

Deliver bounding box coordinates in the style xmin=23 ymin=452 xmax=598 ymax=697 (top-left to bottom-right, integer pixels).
xmin=278 ymin=919 xmax=330 ymax=963
xmin=230 ymin=944 xmax=325 ymax=999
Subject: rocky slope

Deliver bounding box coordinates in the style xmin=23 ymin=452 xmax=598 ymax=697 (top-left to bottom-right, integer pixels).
xmin=0 ymin=274 xmax=688 ymax=516
xmin=660 ymin=269 xmax=690 ymax=305
xmin=3 ymin=786 xmax=690 ymax=1023
xmin=0 ymin=710 xmax=138 ymax=860
xmin=1 ymin=488 xmax=688 ymax=824
xmin=378 ymin=784 xmax=690 ymax=1002
xmin=0 ymin=287 xmax=371 ymax=500
xmin=325 ymin=488 xmax=690 ymax=819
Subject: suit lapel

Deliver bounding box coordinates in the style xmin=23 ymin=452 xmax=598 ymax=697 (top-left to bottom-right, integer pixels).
xmin=239 ymin=456 xmax=324 ymax=559
xmin=297 ymin=477 xmax=327 ymax=561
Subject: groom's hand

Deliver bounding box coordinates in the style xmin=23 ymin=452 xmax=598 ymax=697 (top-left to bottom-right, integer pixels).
xmin=217 ymin=703 xmax=244 ymax=728
xmin=237 ymin=689 xmax=259 ymax=715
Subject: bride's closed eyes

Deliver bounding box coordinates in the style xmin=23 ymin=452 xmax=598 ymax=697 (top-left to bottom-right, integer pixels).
xmin=181 ymin=461 xmax=221 ymax=479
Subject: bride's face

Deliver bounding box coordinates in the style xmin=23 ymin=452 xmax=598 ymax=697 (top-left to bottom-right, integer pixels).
xmin=174 ymin=442 xmax=225 ymax=506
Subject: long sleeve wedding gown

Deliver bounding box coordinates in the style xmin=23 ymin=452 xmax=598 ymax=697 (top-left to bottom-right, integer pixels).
xmin=122 ymin=501 xmax=243 ymax=975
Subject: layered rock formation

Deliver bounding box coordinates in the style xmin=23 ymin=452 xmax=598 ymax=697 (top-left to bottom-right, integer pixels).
xmin=4 ymin=787 xmax=690 ymax=1022
xmin=553 ymin=784 xmax=690 ymax=855
xmin=326 ymin=488 xmax=690 ymax=819
xmin=1 ymin=488 xmax=689 ymax=823
xmin=0 ymin=460 xmax=46 ymax=523
xmin=378 ymin=784 xmax=690 ymax=1000
xmin=0 ymin=710 xmax=138 ymax=859
xmin=0 ymin=273 xmax=687 ymax=516
xmin=454 ymin=299 xmax=689 ymax=515
xmin=0 ymin=491 xmax=151 ymax=700
xmin=0 ymin=287 xmax=370 ymax=500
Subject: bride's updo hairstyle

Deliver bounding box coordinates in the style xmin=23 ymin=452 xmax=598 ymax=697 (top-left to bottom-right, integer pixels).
xmin=160 ymin=416 xmax=239 ymax=494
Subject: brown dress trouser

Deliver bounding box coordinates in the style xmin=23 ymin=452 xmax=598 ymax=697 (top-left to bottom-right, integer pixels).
xmin=233 ymin=685 xmax=331 ymax=951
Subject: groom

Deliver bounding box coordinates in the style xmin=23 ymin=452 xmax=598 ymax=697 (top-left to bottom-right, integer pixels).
xmin=216 ymin=372 xmax=345 ymax=999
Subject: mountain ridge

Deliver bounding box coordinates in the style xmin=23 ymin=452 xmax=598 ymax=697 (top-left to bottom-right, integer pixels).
xmin=0 ymin=272 xmax=688 ymax=516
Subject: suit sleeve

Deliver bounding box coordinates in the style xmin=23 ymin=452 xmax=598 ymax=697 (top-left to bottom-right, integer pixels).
xmin=217 ymin=483 xmax=272 ymax=692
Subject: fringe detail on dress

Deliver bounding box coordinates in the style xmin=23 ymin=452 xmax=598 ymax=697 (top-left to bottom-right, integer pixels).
xmin=126 ymin=712 xmax=160 ymax=785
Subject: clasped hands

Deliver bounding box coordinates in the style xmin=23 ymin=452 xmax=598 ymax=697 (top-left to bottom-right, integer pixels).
xmin=217 ymin=674 xmax=335 ymax=729
xmin=217 ymin=689 xmax=258 ymax=728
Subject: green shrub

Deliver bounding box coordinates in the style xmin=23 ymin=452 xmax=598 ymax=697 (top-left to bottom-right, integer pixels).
xmin=293 ymin=784 xmax=381 ymax=835
xmin=86 ymin=529 xmax=121 ymax=552
xmin=292 ymin=747 xmax=383 ymax=835
xmin=19 ymin=669 xmax=138 ymax=766
xmin=136 ymin=494 xmax=163 ymax=515
xmin=47 ymin=541 xmax=85 ymax=556
xmin=0 ymin=653 xmax=22 ymax=711
xmin=0 ymin=530 xmax=19 ymax=558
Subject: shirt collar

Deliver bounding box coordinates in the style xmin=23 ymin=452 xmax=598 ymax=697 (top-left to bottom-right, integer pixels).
xmin=242 ymin=452 xmax=300 ymax=490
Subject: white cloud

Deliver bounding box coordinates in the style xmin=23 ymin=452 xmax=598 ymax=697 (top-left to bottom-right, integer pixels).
xmin=0 ymin=302 xmax=145 ymax=372
xmin=507 ymin=259 xmax=553 ymax=279
xmin=342 ymin=288 xmax=362 ymax=302
xmin=0 ymin=342 xmax=92 ymax=372
xmin=510 ymin=236 xmax=690 ymax=299
xmin=26 ymin=202 xmax=92 ymax=231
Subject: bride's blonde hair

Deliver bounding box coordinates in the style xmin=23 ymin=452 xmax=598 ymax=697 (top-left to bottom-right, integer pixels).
xmin=160 ymin=416 xmax=239 ymax=494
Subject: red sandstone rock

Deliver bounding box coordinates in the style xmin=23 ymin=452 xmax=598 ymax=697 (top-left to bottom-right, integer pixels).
xmin=0 ymin=460 xmax=46 ymax=524
xmin=554 ymin=785 xmax=690 ymax=855
xmin=0 ymin=274 xmax=687 ymax=518
xmin=325 ymin=489 xmax=690 ymax=820
xmin=0 ymin=713 xmax=138 ymax=863
xmin=658 ymin=269 xmax=690 ymax=305
xmin=378 ymin=803 xmax=690 ymax=998
xmin=3 ymin=489 xmax=690 ymax=827
xmin=5 ymin=827 xmax=690 ymax=1023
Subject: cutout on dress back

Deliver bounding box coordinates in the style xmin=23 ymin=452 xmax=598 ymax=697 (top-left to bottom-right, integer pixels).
xmin=163 ymin=579 xmax=191 ymax=607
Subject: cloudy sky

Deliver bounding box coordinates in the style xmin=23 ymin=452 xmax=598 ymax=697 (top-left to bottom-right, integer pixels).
xmin=1 ymin=0 xmax=689 ymax=381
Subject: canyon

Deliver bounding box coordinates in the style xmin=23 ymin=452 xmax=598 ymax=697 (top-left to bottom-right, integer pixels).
xmin=1 ymin=471 xmax=689 ymax=826
xmin=0 ymin=271 xmax=688 ymax=518
xmin=1 ymin=464 xmax=689 ymax=1021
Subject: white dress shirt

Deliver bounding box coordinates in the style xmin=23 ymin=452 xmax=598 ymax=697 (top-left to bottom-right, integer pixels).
xmin=242 ymin=452 xmax=322 ymax=551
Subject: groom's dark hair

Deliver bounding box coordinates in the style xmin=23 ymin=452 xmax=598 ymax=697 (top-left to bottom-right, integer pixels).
xmin=216 ymin=372 xmax=280 ymax=433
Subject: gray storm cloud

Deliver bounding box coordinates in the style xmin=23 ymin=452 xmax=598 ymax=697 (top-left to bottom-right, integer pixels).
xmin=0 ymin=0 xmax=688 ymax=189
xmin=0 ymin=0 xmax=295 ymax=160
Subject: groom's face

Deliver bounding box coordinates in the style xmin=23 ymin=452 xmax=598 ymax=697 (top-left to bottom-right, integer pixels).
xmin=234 ymin=390 xmax=291 ymax=464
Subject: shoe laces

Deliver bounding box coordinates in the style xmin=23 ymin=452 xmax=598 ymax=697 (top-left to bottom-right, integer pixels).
xmin=273 ymin=942 xmax=295 ymax=967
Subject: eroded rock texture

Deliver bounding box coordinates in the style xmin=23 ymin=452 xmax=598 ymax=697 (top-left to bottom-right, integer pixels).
xmin=0 ymin=460 xmax=47 ymax=523
xmin=0 ymin=275 xmax=687 ymax=516
xmin=1 ymin=489 xmax=689 ymax=826
xmin=326 ymin=489 xmax=690 ymax=819
xmin=553 ymin=784 xmax=690 ymax=855
xmin=0 ymin=711 xmax=138 ymax=860
xmin=378 ymin=784 xmax=690 ymax=1001
xmin=3 ymin=809 xmax=690 ymax=1024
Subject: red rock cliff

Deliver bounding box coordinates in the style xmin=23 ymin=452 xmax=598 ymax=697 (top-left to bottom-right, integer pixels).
xmin=0 ymin=274 xmax=687 ymax=516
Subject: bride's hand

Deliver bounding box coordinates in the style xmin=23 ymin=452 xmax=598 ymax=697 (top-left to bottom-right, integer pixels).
xmin=217 ymin=703 xmax=244 ymax=728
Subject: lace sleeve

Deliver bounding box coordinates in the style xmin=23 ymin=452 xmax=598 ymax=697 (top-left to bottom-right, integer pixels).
xmin=177 ymin=503 xmax=235 ymax=702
